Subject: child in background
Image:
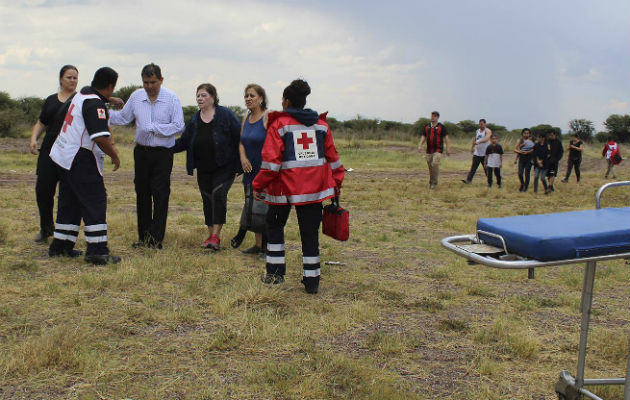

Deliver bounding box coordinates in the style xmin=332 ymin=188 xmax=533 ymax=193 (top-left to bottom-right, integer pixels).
xmin=532 ymin=133 xmax=550 ymax=194
xmin=485 ymin=134 xmax=503 ymax=188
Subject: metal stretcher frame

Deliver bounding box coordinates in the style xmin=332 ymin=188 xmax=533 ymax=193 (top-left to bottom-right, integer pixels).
xmin=441 ymin=181 xmax=630 ymax=400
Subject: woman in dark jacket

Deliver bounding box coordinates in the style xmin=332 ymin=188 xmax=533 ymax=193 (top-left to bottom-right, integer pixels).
xmin=172 ymin=83 xmax=240 ymax=250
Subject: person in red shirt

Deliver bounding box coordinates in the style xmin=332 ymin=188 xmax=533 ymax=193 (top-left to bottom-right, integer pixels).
xmin=602 ymin=137 xmax=620 ymax=179
xmin=253 ymin=79 xmax=344 ymax=294
xmin=417 ymin=111 xmax=451 ymax=189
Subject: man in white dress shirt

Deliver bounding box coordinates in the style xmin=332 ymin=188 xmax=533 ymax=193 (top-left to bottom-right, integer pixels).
xmin=109 ymin=63 xmax=184 ymax=249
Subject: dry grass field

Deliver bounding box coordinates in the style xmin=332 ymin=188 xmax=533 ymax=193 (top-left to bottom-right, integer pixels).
xmin=0 ymin=129 xmax=629 ymax=400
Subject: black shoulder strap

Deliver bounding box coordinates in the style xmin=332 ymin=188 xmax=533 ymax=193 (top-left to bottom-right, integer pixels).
xmin=55 ymin=93 xmax=76 ymax=121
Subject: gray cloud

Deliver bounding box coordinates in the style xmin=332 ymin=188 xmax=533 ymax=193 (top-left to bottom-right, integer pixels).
xmin=1 ymin=0 xmax=628 ymax=130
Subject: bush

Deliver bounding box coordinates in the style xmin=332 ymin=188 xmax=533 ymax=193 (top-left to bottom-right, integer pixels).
xmin=17 ymin=96 xmax=45 ymax=124
xmin=0 ymin=91 xmax=13 ymax=110
xmin=595 ymin=131 xmax=609 ymax=143
xmin=0 ymin=107 xmax=27 ymax=137
xmin=113 ymin=85 xmax=141 ymax=103
xmin=182 ymin=105 xmax=198 ymax=123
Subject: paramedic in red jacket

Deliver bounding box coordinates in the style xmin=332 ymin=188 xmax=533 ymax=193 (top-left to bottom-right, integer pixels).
xmin=252 ymin=79 xmax=344 ymax=294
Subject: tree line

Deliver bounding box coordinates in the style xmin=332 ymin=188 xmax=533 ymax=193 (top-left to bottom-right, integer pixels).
xmin=0 ymin=88 xmax=628 ymax=143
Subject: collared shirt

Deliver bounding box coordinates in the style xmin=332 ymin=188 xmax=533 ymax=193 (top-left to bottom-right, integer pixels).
xmin=109 ymin=87 xmax=184 ymax=148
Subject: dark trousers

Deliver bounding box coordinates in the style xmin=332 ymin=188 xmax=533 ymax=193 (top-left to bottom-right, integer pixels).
xmin=466 ymin=155 xmax=486 ymax=182
xmin=518 ymin=157 xmax=532 ymax=190
xmin=134 ymin=145 xmax=173 ymax=245
xmin=266 ymin=203 xmax=323 ymax=284
xmin=49 ymin=149 xmax=109 ymax=256
xmin=35 ymin=151 xmax=60 ymax=236
xmin=486 ymin=167 xmax=501 ymax=186
xmin=565 ymin=158 xmax=581 ymax=181
xmin=196 ymin=166 xmax=235 ymax=226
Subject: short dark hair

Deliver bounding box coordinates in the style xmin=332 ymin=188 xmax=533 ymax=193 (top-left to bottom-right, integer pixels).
xmin=283 ymin=78 xmax=311 ymax=109
xmin=141 ymin=63 xmax=162 ymax=79
xmin=197 ymin=83 xmax=219 ymax=106
xmin=521 ymin=128 xmax=531 ymax=135
xmin=91 ymin=67 xmax=118 ymax=90
xmin=491 ymin=133 xmax=498 ymax=139
xmin=59 ymin=65 xmax=78 ymax=80
xmin=431 ymin=111 xmax=440 ymax=118
xmin=479 ymin=118 xmax=487 ymax=124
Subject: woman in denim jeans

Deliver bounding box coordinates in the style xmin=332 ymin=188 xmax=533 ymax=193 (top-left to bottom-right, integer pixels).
xmin=532 ymin=133 xmax=550 ymax=194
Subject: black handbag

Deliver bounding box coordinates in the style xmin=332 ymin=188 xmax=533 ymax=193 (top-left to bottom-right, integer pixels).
xmin=240 ymin=184 xmax=268 ymax=233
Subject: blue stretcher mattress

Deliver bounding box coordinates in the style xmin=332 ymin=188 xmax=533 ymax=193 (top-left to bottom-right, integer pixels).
xmin=476 ymin=207 xmax=630 ymax=261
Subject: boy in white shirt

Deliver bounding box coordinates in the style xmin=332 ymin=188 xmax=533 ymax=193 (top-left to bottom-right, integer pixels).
xmin=484 ymin=134 xmax=504 ymax=188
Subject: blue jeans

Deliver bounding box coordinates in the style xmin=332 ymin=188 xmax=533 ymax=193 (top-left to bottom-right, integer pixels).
xmin=533 ymin=166 xmax=548 ymax=192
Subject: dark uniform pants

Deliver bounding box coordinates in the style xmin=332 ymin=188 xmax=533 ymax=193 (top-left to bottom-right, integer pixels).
xmin=49 ymin=149 xmax=109 ymax=256
xmin=134 ymin=145 xmax=173 ymax=245
xmin=266 ymin=203 xmax=322 ymax=285
xmin=35 ymin=150 xmax=60 ymax=236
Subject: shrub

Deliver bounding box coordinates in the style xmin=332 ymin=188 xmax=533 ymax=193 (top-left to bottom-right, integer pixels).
xmin=0 ymin=107 xmax=27 ymax=137
xmin=17 ymin=96 xmax=45 ymax=124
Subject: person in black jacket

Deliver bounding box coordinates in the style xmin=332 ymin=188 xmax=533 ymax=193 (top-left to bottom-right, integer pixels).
xmin=546 ymin=130 xmax=563 ymax=192
xmin=171 ymin=83 xmax=241 ymax=250
xmin=532 ymin=133 xmax=550 ymax=194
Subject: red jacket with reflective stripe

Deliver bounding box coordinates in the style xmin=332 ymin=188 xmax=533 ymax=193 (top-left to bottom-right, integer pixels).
xmin=252 ymin=111 xmax=344 ymax=205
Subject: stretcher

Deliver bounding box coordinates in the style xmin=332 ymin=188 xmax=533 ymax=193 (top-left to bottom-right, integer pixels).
xmin=441 ymin=181 xmax=630 ymax=400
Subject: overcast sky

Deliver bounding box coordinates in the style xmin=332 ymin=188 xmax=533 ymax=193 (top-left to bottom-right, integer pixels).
xmin=1 ymin=0 xmax=628 ymax=131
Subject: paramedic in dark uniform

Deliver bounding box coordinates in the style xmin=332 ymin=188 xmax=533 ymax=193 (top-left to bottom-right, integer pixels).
xmin=48 ymin=67 xmax=122 ymax=265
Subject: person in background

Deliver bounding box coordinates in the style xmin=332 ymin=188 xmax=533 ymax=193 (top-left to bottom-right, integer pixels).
xmin=546 ymin=130 xmax=563 ymax=191
xmin=484 ymin=134 xmax=503 ymax=188
xmin=417 ymin=110 xmax=451 ymax=189
xmin=514 ymin=128 xmax=534 ymax=192
xmin=48 ymin=67 xmax=121 ymax=265
xmin=532 ymin=133 xmax=550 ymax=194
xmin=171 ymin=83 xmax=241 ymax=250
xmin=602 ymin=137 xmax=619 ymax=179
xmin=109 ymin=63 xmax=184 ymax=249
xmin=29 ymin=65 xmax=79 ymax=243
xmin=253 ymin=78 xmax=344 ymax=294
xmin=231 ymin=84 xmax=269 ymax=254
xmin=462 ymin=118 xmax=492 ymax=184
xmin=561 ymin=133 xmax=584 ymax=183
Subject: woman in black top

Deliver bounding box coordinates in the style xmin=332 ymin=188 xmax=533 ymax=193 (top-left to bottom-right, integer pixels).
xmin=561 ymin=133 xmax=584 ymax=183
xmin=29 ymin=65 xmax=78 ymax=242
xmin=172 ymin=83 xmax=241 ymax=250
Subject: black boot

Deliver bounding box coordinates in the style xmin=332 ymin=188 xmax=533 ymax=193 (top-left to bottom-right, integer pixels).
xmin=302 ymin=276 xmax=320 ymax=294
xmin=230 ymin=227 xmax=247 ymax=248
